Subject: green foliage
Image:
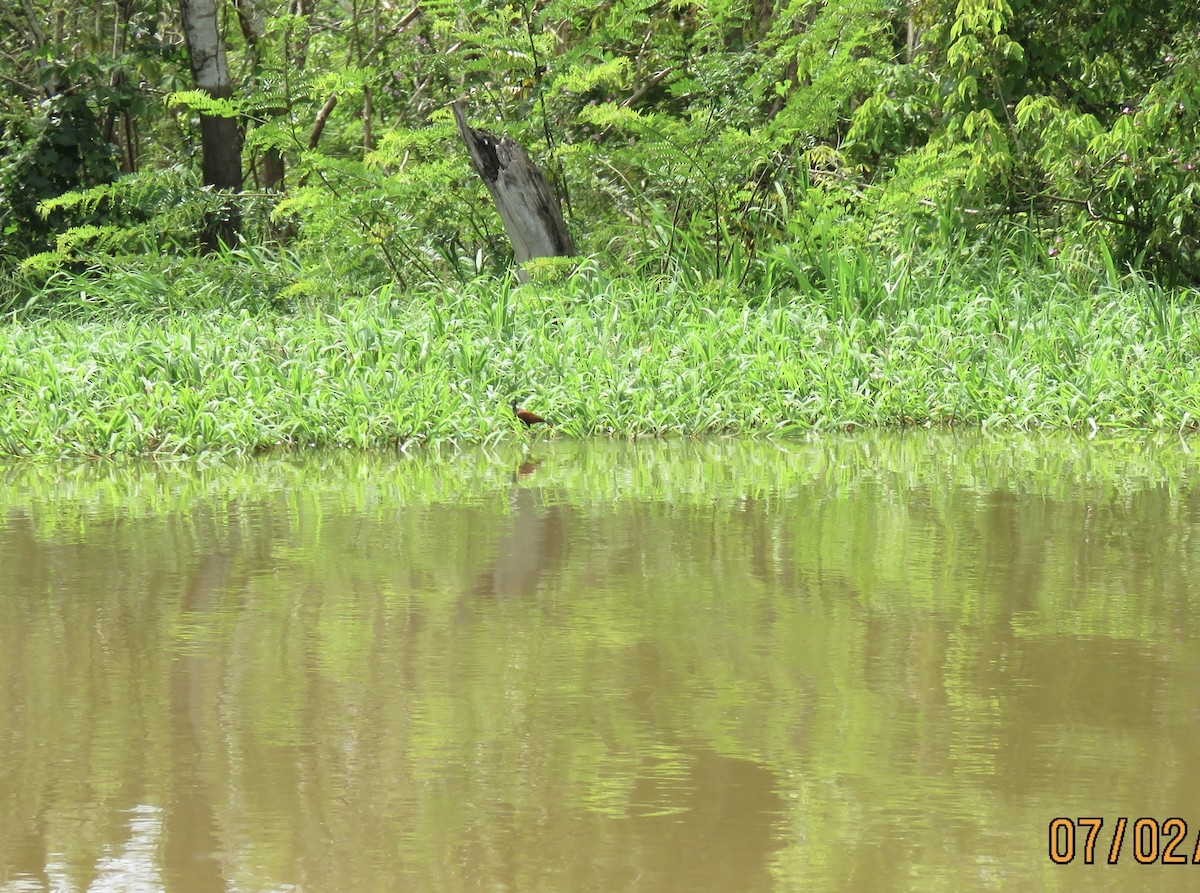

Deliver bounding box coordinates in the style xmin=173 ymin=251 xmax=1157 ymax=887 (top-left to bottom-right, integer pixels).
xmin=2 ymin=0 xmax=1198 ymax=298
xmin=6 ymin=166 xmax=254 ymax=313
xmin=0 ymin=90 xmax=120 ymax=265
xmin=0 ymin=0 xmax=190 ymax=274
xmin=891 ymin=0 xmax=1200 ymax=280
xmin=1012 ymin=42 xmax=1200 ymax=283
xmin=2 ymin=252 xmax=1199 ymax=457
xmin=754 ymin=0 xmax=899 ymax=144
xmin=9 ymin=242 xmax=300 ymax=319
xmin=271 ymin=121 xmax=502 ymax=288
xmin=167 ymin=90 xmax=243 ymax=118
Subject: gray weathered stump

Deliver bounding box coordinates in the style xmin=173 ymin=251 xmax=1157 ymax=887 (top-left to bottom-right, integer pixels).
xmin=452 ymin=101 xmax=574 ymax=279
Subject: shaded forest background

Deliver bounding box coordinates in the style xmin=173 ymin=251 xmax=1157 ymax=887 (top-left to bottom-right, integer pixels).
xmin=2 ymin=0 xmax=1198 ymax=311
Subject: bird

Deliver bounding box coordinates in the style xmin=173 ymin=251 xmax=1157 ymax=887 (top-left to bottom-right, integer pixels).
xmin=511 ymin=400 xmax=549 ymax=428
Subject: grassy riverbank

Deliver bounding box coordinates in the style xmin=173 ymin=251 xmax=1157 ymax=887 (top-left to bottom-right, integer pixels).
xmin=2 ymin=251 xmax=1199 ymax=458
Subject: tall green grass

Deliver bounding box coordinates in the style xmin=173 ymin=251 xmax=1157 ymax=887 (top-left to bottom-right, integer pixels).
xmin=1 ymin=247 xmax=1198 ymax=457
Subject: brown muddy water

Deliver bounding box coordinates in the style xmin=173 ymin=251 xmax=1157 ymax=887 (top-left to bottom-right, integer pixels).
xmin=2 ymin=433 xmax=1200 ymax=893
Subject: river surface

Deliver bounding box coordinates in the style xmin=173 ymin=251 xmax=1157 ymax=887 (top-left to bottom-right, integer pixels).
xmin=2 ymin=433 xmax=1200 ymax=892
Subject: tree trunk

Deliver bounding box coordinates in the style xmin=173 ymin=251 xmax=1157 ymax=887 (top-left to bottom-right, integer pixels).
xmin=452 ymin=101 xmax=574 ymax=280
xmin=235 ymin=0 xmax=285 ymax=191
xmin=906 ymin=0 xmax=919 ymax=62
xmin=179 ymin=0 xmax=242 ymax=247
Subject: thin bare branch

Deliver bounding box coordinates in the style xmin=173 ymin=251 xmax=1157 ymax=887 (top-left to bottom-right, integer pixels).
xmin=18 ymin=0 xmax=45 ymax=49
xmin=309 ymin=93 xmax=338 ymax=149
xmin=622 ymin=67 xmax=673 ymax=108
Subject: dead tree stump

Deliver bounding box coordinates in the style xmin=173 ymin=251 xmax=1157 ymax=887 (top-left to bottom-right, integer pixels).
xmin=452 ymin=101 xmax=574 ymax=279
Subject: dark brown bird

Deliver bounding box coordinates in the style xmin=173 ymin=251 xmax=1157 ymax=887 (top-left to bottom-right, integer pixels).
xmin=512 ymin=400 xmax=549 ymax=428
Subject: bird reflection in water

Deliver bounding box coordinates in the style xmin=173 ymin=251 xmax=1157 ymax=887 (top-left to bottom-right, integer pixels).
xmin=471 ymin=461 xmax=565 ymax=599
xmin=515 ymin=454 xmax=541 ymax=479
